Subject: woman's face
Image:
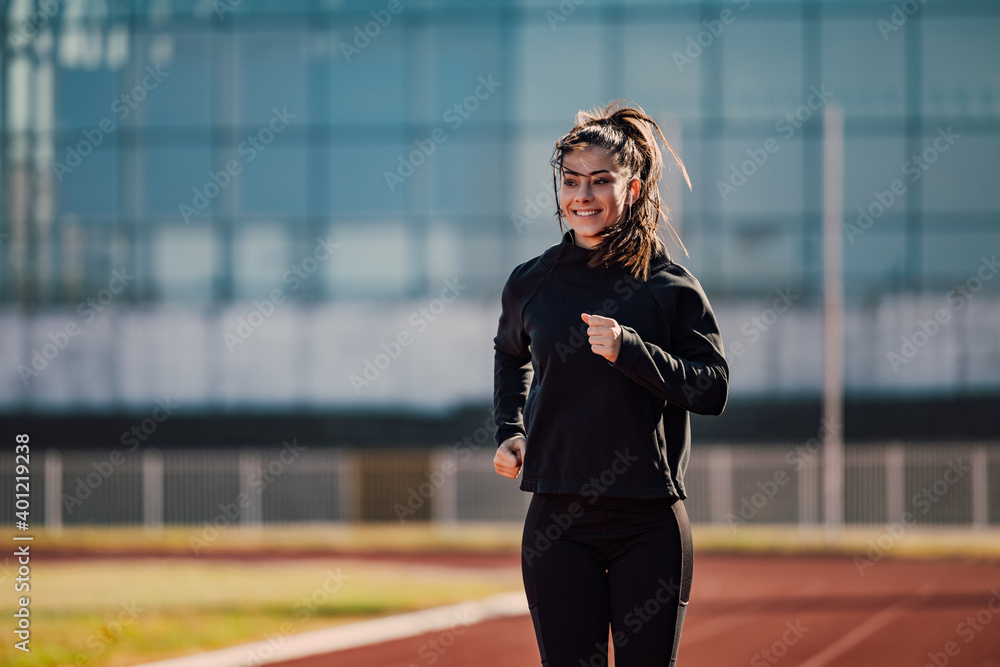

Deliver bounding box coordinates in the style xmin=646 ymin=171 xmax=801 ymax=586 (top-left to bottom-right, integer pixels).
xmin=559 ymin=147 xmax=634 ymax=250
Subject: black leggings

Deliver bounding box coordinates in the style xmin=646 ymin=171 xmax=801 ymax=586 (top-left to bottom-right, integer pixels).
xmin=521 ymin=492 xmax=693 ymax=666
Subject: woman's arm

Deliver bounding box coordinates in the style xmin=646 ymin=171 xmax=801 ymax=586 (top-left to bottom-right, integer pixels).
xmin=590 ymin=281 xmax=729 ymax=415
xmin=493 ymin=277 xmax=534 ymax=446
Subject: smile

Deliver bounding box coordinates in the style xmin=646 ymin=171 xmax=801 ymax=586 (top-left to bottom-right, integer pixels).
xmin=574 ymin=209 xmax=602 ymax=217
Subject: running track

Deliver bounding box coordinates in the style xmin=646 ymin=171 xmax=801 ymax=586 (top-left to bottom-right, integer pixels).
xmin=272 ymin=554 xmax=1000 ymax=667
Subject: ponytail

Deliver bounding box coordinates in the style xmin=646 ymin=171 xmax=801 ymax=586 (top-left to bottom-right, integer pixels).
xmin=550 ymin=100 xmax=691 ymax=281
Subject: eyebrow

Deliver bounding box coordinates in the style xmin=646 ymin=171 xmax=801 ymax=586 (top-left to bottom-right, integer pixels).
xmin=560 ymin=167 xmax=612 ymax=177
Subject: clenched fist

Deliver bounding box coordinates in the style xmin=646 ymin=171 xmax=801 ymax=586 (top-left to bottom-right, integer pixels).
xmin=494 ymin=435 xmax=526 ymax=479
xmin=581 ymin=313 xmax=622 ymax=363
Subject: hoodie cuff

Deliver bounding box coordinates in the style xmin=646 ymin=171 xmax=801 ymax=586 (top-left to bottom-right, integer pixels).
xmin=609 ymin=325 xmax=641 ymax=370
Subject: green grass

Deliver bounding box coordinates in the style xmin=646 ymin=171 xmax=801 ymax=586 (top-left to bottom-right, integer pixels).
xmin=0 ymin=555 xmax=523 ymax=667
xmin=694 ymin=524 xmax=1000 ymax=560
xmin=9 ymin=522 xmax=1000 ymax=560
xmin=10 ymin=522 xmax=525 ymax=556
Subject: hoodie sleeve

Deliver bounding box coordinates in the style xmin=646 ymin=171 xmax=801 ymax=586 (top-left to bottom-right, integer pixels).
xmin=493 ymin=271 xmax=534 ymax=446
xmin=609 ymin=276 xmax=729 ymax=416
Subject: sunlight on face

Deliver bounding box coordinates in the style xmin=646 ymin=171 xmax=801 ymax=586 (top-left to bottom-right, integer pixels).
xmin=559 ymin=147 xmax=632 ymax=249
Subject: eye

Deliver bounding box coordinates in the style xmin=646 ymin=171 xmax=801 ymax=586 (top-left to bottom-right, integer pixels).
xmin=593 ymin=178 xmax=608 ymax=185
xmin=562 ymin=179 xmax=577 ymax=187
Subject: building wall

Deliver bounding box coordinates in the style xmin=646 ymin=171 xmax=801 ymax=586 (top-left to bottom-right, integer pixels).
xmin=4 ymin=294 xmax=999 ymax=412
xmin=2 ymin=0 xmax=999 ymax=414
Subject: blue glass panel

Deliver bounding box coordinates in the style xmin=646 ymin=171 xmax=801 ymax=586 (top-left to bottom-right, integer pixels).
xmin=236 ymin=146 xmax=310 ymax=217
xmin=622 ymin=19 xmax=703 ymax=120
xmin=515 ymin=22 xmax=606 ymax=124
xmin=722 ymin=20 xmax=803 ymax=120
xmin=717 ymin=132 xmax=805 ymax=217
xmin=720 ymin=215 xmax=803 ymax=292
xmin=921 ymin=227 xmax=1000 ymax=289
xmin=431 ymin=138 xmax=503 ymax=218
xmin=145 ymin=146 xmax=215 ymax=219
xmin=55 ymin=144 xmax=118 ymax=219
xmin=54 ymin=65 xmax=120 ymax=130
xmin=843 ymin=214 xmax=908 ymax=296
xmin=329 ymin=139 xmax=408 ymax=214
xmin=138 ymin=31 xmax=213 ymax=127
xmin=821 ymin=19 xmax=905 ymax=118
xmin=843 ymin=133 xmax=908 ymax=220
xmin=919 ymin=131 xmax=1000 ymax=214
xmin=923 ymin=16 xmax=1000 ymax=118
xmin=236 ymin=31 xmax=314 ymax=127
xmin=329 ymin=26 xmax=407 ymax=124
xmin=431 ymin=25 xmax=505 ymax=126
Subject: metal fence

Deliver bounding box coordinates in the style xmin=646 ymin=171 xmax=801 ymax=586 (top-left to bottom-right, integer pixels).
xmin=4 ymin=443 xmax=998 ymax=531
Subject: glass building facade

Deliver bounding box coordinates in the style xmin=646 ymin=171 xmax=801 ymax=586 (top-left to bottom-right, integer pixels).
xmin=3 ymin=0 xmax=997 ymax=309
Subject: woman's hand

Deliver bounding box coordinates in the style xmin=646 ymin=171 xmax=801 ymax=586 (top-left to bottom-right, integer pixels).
xmin=582 ymin=313 xmax=622 ymax=363
xmin=494 ymin=435 xmax=526 ymax=479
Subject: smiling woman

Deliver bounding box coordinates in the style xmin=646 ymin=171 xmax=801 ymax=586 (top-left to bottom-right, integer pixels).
xmin=551 ymin=103 xmax=692 ymax=281
xmin=492 ymin=100 xmax=728 ymax=666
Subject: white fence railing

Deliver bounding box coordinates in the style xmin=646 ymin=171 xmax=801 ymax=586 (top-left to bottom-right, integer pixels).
xmin=4 ymin=443 xmax=998 ymax=531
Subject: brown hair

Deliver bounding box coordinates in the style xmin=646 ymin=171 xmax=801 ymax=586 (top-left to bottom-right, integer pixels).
xmin=551 ymin=100 xmax=692 ymax=281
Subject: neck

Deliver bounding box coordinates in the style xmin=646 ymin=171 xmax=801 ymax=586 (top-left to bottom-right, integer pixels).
xmin=569 ymin=229 xmax=599 ymax=250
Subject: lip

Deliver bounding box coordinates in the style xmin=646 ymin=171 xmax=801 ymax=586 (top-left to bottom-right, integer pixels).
xmin=573 ymin=209 xmax=602 ymax=217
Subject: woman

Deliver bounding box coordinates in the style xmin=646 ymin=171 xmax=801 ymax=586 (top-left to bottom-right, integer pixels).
xmin=492 ymin=101 xmax=728 ymax=666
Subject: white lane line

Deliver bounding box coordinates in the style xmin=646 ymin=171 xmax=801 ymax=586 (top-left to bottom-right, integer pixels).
xmin=134 ymin=592 xmax=528 ymax=667
xmin=797 ymin=582 xmax=936 ymax=667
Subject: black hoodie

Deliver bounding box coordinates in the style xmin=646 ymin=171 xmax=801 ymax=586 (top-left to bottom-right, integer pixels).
xmin=493 ymin=230 xmax=729 ymax=500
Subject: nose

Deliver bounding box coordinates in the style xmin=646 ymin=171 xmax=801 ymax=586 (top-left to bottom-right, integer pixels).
xmin=574 ymin=181 xmax=593 ymax=201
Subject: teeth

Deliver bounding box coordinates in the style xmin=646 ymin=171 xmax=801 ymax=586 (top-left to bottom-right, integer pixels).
xmin=575 ymin=210 xmax=600 ymax=217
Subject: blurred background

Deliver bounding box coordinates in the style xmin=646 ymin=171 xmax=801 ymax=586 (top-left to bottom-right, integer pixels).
xmin=2 ymin=0 xmax=998 ymax=525
xmin=1 ymin=1 xmax=1000 ymax=665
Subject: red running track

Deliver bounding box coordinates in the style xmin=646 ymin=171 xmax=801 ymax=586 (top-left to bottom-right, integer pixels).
xmin=271 ymin=554 xmax=1000 ymax=667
